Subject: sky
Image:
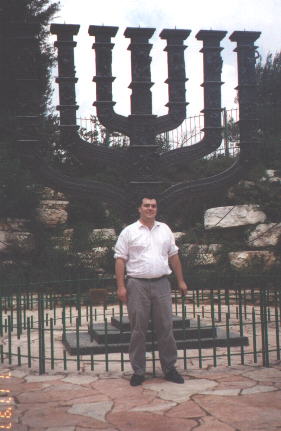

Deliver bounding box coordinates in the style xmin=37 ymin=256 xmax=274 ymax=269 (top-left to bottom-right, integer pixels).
xmin=50 ymin=0 xmax=281 ymax=119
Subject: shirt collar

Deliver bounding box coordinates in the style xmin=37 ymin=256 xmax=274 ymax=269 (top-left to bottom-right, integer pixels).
xmin=137 ymin=220 xmax=160 ymax=229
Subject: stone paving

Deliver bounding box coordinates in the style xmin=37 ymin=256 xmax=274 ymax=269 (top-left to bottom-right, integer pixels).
xmin=1 ymin=362 xmax=281 ymax=431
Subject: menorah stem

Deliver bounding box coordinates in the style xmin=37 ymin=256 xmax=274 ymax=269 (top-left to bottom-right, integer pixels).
xmin=161 ymin=30 xmax=190 ymax=115
xmin=89 ymin=25 xmax=129 ymax=135
xmin=50 ymin=24 xmax=80 ymax=142
xmin=124 ymin=27 xmax=155 ymax=116
xmin=230 ymin=31 xmax=261 ymax=164
xmin=159 ymin=30 xmax=226 ymax=168
xmin=155 ymin=29 xmax=190 ymax=134
xmin=89 ymin=25 xmax=117 ymax=115
xmin=196 ymin=30 xmax=226 ymax=146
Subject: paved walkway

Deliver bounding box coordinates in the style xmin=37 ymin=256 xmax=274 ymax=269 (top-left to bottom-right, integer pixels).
xmin=1 ymin=362 xmax=281 ymax=431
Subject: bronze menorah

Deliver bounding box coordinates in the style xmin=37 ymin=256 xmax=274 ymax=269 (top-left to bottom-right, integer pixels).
xmin=12 ymin=21 xmax=261 ymax=220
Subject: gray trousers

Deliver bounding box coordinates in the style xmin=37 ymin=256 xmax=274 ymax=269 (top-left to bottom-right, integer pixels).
xmin=126 ymin=276 xmax=177 ymax=376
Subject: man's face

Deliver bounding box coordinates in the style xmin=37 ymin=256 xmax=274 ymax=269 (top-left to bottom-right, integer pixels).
xmin=138 ymin=198 xmax=157 ymax=222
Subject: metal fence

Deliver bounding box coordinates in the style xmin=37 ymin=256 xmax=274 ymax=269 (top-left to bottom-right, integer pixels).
xmin=0 ymin=277 xmax=280 ymax=375
xmin=77 ymin=108 xmax=240 ymax=158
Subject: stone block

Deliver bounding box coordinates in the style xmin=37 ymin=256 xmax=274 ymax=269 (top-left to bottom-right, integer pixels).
xmin=261 ymin=169 xmax=281 ymax=183
xmin=247 ymin=223 xmax=281 ymax=247
xmin=228 ymin=250 xmax=278 ymax=270
xmin=0 ymin=218 xmax=34 ymax=253
xmin=180 ymin=244 xmax=222 ymax=265
xmin=77 ymin=252 xmax=95 ymax=268
xmin=0 ymin=231 xmax=8 ymax=251
xmin=91 ymin=246 xmax=108 ymax=257
xmin=36 ymin=200 xmax=69 ymax=227
xmin=90 ymin=228 xmax=116 ymax=242
xmin=204 ymin=205 xmax=266 ymax=229
xmin=0 ymin=218 xmax=29 ymax=231
xmin=8 ymin=231 xmax=35 ymax=252
xmin=78 ymin=247 xmax=109 ymax=268
xmin=40 ymin=187 xmax=66 ymax=200
xmin=51 ymin=228 xmax=74 ymax=251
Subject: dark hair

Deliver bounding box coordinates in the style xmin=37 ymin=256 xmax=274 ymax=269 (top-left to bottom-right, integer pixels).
xmin=137 ymin=195 xmax=158 ymax=208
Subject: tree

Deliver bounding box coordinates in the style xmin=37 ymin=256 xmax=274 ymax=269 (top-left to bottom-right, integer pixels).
xmin=0 ymin=0 xmax=60 ymax=217
xmin=255 ymin=51 xmax=281 ymax=169
xmin=256 ymin=51 xmax=281 ymax=137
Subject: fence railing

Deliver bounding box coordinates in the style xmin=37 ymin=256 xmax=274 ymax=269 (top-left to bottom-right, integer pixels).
xmin=77 ymin=108 xmax=240 ymax=158
xmin=0 ymin=275 xmax=280 ymax=375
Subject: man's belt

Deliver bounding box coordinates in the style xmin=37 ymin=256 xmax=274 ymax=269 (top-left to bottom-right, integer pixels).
xmin=128 ymin=275 xmax=167 ymax=282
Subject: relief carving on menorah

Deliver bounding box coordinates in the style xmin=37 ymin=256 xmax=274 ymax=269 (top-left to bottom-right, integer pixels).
xmin=13 ymin=22 xmax=261 ymax=220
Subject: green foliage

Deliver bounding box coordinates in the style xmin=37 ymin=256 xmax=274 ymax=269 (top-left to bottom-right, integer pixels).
xmin=79 ymin=115 xmax=129 ymax=148
xmin=179 ymin=265 xmax=281 ymax=291
xmin=29 ymin=247 xmax=86 ymax=282
xmin=2 ymin=0 xmax=60 ymax=118
xmin=259 ymin=134 xmax=281 ymax=171
xmin=0 ymin=252 xmax=98 ymax=294
xmin=255 ymin=51 xmax=281 ymax=169
xmin=157 ymin=134 xmax=173 ymax=153
xmin=0 ymin=144 xmax=39 ymax=217
xmin=0 ymin=218 xmax=98 ymax=292
xmin=224 ymin=116 xmax=239 ymax=144
xmin=256 ymin=51 xmax=281 ymax=137
xmin=0 ymin=0 xmax=60 ymax=218
xmin=162 ymin=155 xmax=235 ymax=185
xmin=71 ymin=222 xmax=93 ymax=252
xmin=229 ymin=178 xmax=281 ymax=222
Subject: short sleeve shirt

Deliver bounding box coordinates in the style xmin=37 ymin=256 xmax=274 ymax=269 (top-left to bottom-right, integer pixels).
xmin=114 ymin=220 xmax=178 ymax=278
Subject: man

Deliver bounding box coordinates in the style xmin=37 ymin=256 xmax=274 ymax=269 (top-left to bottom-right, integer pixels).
xmin=114 ymin=196 xmax=188 ymax=386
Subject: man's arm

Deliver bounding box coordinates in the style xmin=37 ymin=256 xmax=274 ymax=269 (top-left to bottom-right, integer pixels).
xmin=169 ymin=254 xmax=188 ymax=295
xmin=115 ymin=257 xmax=128 ymax=303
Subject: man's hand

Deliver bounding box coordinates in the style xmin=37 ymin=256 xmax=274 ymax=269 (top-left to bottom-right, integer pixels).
xmin=117 ymin=286 xmax=128 ymax=303
xmin=169 ymin=254 xmax=188 ymax=296
xmin=115 ymin=258 xmax=127 ymax=303
xmin=178 ymin=280 xmax=188 ymax=296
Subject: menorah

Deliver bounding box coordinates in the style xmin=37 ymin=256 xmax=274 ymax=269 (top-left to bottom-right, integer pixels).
xmin=11 ymin=21 xmax=261 ymax=220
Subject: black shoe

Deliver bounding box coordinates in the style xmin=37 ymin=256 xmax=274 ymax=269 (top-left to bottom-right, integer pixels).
xmin=165 ymin=368 xmax=184 ymax=384
xmin=130 ymin=374 xmax=145 ymax=386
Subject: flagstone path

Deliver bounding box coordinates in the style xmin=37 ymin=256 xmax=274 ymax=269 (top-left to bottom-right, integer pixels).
xmin=1 ymin=362 xmax=281 ymax=430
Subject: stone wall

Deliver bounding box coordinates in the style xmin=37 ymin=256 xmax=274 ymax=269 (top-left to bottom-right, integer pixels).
xmin=180 ymin=169 xmax=281 ymax=271
xmin=200 ymin=202 xmax=281 ymax=270
xmin=0 ymin=219 xmax=34 ymax=254
xmin=1 ymin=170 xmax=280 ymax=274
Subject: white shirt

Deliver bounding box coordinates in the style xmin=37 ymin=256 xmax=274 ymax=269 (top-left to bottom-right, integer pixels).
xmin=114 ymin=220 xmax=178 ymax=278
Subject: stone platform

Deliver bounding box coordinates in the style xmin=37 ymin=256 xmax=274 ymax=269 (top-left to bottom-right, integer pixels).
xmin=63 ymin=315 xmax=249 ymax=355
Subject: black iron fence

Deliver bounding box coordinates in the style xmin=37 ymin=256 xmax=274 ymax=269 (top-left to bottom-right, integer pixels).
xmin=0 ymin=275 xmax=280 ymax=375
xmin=78 ymin=108 xmax=240 ymax=157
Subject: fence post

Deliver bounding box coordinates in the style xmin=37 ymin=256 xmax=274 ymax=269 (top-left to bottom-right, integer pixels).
xmin=38 ymin=294 xmax=46 ymax=375
xmin=260 ymin=288 xmax=269 ymax=367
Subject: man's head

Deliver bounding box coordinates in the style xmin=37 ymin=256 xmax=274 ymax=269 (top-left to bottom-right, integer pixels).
xmin=137 ymin=196 xmax=158 ymax=225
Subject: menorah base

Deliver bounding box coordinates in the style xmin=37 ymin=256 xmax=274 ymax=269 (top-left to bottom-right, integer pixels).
xmin=129 ymin=181 xmax=167 ymax=199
